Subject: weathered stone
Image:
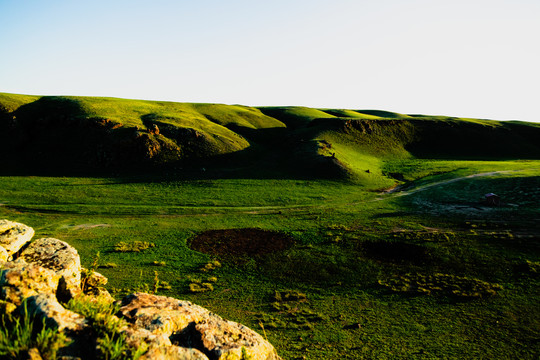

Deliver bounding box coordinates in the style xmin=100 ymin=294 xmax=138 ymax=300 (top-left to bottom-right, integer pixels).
xmin=0 ymin=219 xmax=34 ymax=259
xmin=0 ymin=259 xmax=60 ymax=305
xmin=119 ymin=293 xmax=281 ymax=360
xmin=82 ymin=269 xmax=108 ymax=288
xmin=25 ymin=293 xmax=87 ymax=332
xmin=123 ymin=326 xmax=172 ymax=350
xmin=20 ymin=238 xmax=82 ymax=301
xmin=119 ymin=293 xmax=208 ymax=336
xmin=194 ymin=316 xmax=281 ymax=360
xmin=83 ymin=286 xmax=115 ymax=304
xmin=139 ymin=346 xmax=209 ymax=360
xmin=0 ymin=246 xmax=8 ymax=262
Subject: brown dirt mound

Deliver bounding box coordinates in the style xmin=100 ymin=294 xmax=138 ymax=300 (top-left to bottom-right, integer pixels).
xmin=189 ymin=228 xmax=294 ymax=259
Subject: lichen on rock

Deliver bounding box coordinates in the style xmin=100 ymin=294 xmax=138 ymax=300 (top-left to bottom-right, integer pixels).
xmin=0 ymin=259 xmax=60 ymax=306
xmin=0 ymin=219 xmax=35 ymax=260
xmin=20 ymin=237 xmax=82 ymax=301
xmin=119 ymin=293 xmax=208 ymax=336
xmin=0 ymin=245 xmax=8 ymax=262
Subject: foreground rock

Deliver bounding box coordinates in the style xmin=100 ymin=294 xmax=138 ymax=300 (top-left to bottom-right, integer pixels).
xmin=0 ymin=219 xmax=35 ymax=260
xmin=20 ymin=237 xmax=82 ymax=301
xmin=120 ymin=293 xmax=281 ymax=360
xmin=25 ymin=293 xmax=87 ymax=331
xmin=0 ymin=220 xmax=282 ymax=359
xmin=0 ymin=259 xmax=60 ymax=306
xmin=140 ymin=346 xmax=208 ymax=360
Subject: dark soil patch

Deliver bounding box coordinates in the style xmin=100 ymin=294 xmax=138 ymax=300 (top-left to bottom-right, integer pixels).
xmin=188 ymin=228 xmax=295 ymax=260
xmin=362 ymin=241 xmax=432 ymax=265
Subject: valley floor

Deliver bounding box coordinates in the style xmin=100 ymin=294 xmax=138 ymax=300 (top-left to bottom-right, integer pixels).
xmin=1 ymin=159 xmax=539 ymax=359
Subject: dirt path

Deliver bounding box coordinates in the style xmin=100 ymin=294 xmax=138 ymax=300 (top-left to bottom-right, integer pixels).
xmin=387 ymin=169 xmax=525 ymax=197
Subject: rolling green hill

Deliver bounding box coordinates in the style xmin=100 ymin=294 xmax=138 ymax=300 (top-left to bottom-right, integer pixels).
xmin=1 ymin=93 xmax=539 ymax=184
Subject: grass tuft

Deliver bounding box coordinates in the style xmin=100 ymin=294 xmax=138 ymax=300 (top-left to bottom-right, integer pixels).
xmin=113 ymin=241 xmax=155 ymax=253
xmin=0 ymin=302 xmax=71 ymax=360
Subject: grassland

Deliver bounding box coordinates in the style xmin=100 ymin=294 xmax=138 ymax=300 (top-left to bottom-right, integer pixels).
xmin=1 ymin=93 xmax=540 ymax=359
xmin=1 ymin=159 xmax=539 ymax=359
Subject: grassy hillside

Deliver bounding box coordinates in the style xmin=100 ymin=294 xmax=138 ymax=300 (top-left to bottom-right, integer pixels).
xmin=0 ymin=94 xmax=286 ymax=173
xmin=1 ymin=92 xmax=540 ymax=184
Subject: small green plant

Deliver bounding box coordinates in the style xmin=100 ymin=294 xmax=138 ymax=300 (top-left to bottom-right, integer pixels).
xmin=200 ymin=260 xmax=221 ymax=272
xmin=66 ymin=295 xmax=124 ymax=335
xmin=158 ymin=281 xmax=172 ymax=290
xmin=0 ymin=302 xmax=71 ymax=360
xmin=273 ymin=290 xmax=307 ymax=302
xmin=188 ymin=280 xmax=214 ymax=293
xmin=66 ymin=295 xmax=147 ymax=359
xmin=113 ymin=241 xmax=155 ymax=253
xmin=261 ymin=290 xmax=326 ymax=330
xmin=516 ymin=259 xmax=540 ymax=276
xmin=81 ymin=251 xmax=101 ymax=293
xmin=524 ymin=260 xmax=540 ymax=274
xmin=100 ymin=262 xmax=119 ymax=269
xmin=152 ymin=271 xmax=159 ymax=294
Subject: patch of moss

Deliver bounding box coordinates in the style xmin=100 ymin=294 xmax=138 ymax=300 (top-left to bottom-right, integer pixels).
xmin=379 ymin=273 xmax=503 ymax=298
xmin=113 ymin=241 xmax=155 ymax=253
xmin=189 ymin=282 xmax=214 ymax=293
xmin=200 ymin=260 xmax=221 ymax=272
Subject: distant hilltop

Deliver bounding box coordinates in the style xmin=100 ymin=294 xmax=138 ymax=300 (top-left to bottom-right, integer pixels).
xmin=1 ymin=92 xmax=540 ymax=179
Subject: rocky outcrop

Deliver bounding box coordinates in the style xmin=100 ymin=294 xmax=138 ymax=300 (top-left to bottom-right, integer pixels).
xmin=0 ymin=219 xmax=282 ymax=360
xmin=119 ymin=293 xmax=281 ymax=360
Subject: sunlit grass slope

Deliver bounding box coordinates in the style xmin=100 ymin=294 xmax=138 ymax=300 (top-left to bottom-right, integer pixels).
xmin=258 ymin=106 xmax=336 ymax=128
xmin=0 ymin=93 xmax=39 ymax=112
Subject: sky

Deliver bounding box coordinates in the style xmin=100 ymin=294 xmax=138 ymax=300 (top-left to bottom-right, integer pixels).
xmin=1 ymin=0 xmax=539 ymax=121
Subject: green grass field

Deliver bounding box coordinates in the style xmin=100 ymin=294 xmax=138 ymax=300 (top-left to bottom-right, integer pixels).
xmin=1 ymin=159 xmax=539 ymax=359
xmin=1 ymin=93 xmax=540 ymax=359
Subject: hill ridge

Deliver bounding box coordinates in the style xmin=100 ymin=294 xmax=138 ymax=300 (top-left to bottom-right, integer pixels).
xmin=1 ymin=92 xmax=540 ymax=182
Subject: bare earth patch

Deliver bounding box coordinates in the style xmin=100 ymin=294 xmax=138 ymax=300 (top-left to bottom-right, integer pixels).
xmin=63 ymin=224 xmax=111 ymax=230
xmin=189 ymin=228 xmax=294 ymax=261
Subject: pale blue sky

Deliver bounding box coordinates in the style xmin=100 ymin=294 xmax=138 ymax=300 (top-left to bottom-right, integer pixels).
xmin=1 ymin=0 xmax=539 ymax=121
